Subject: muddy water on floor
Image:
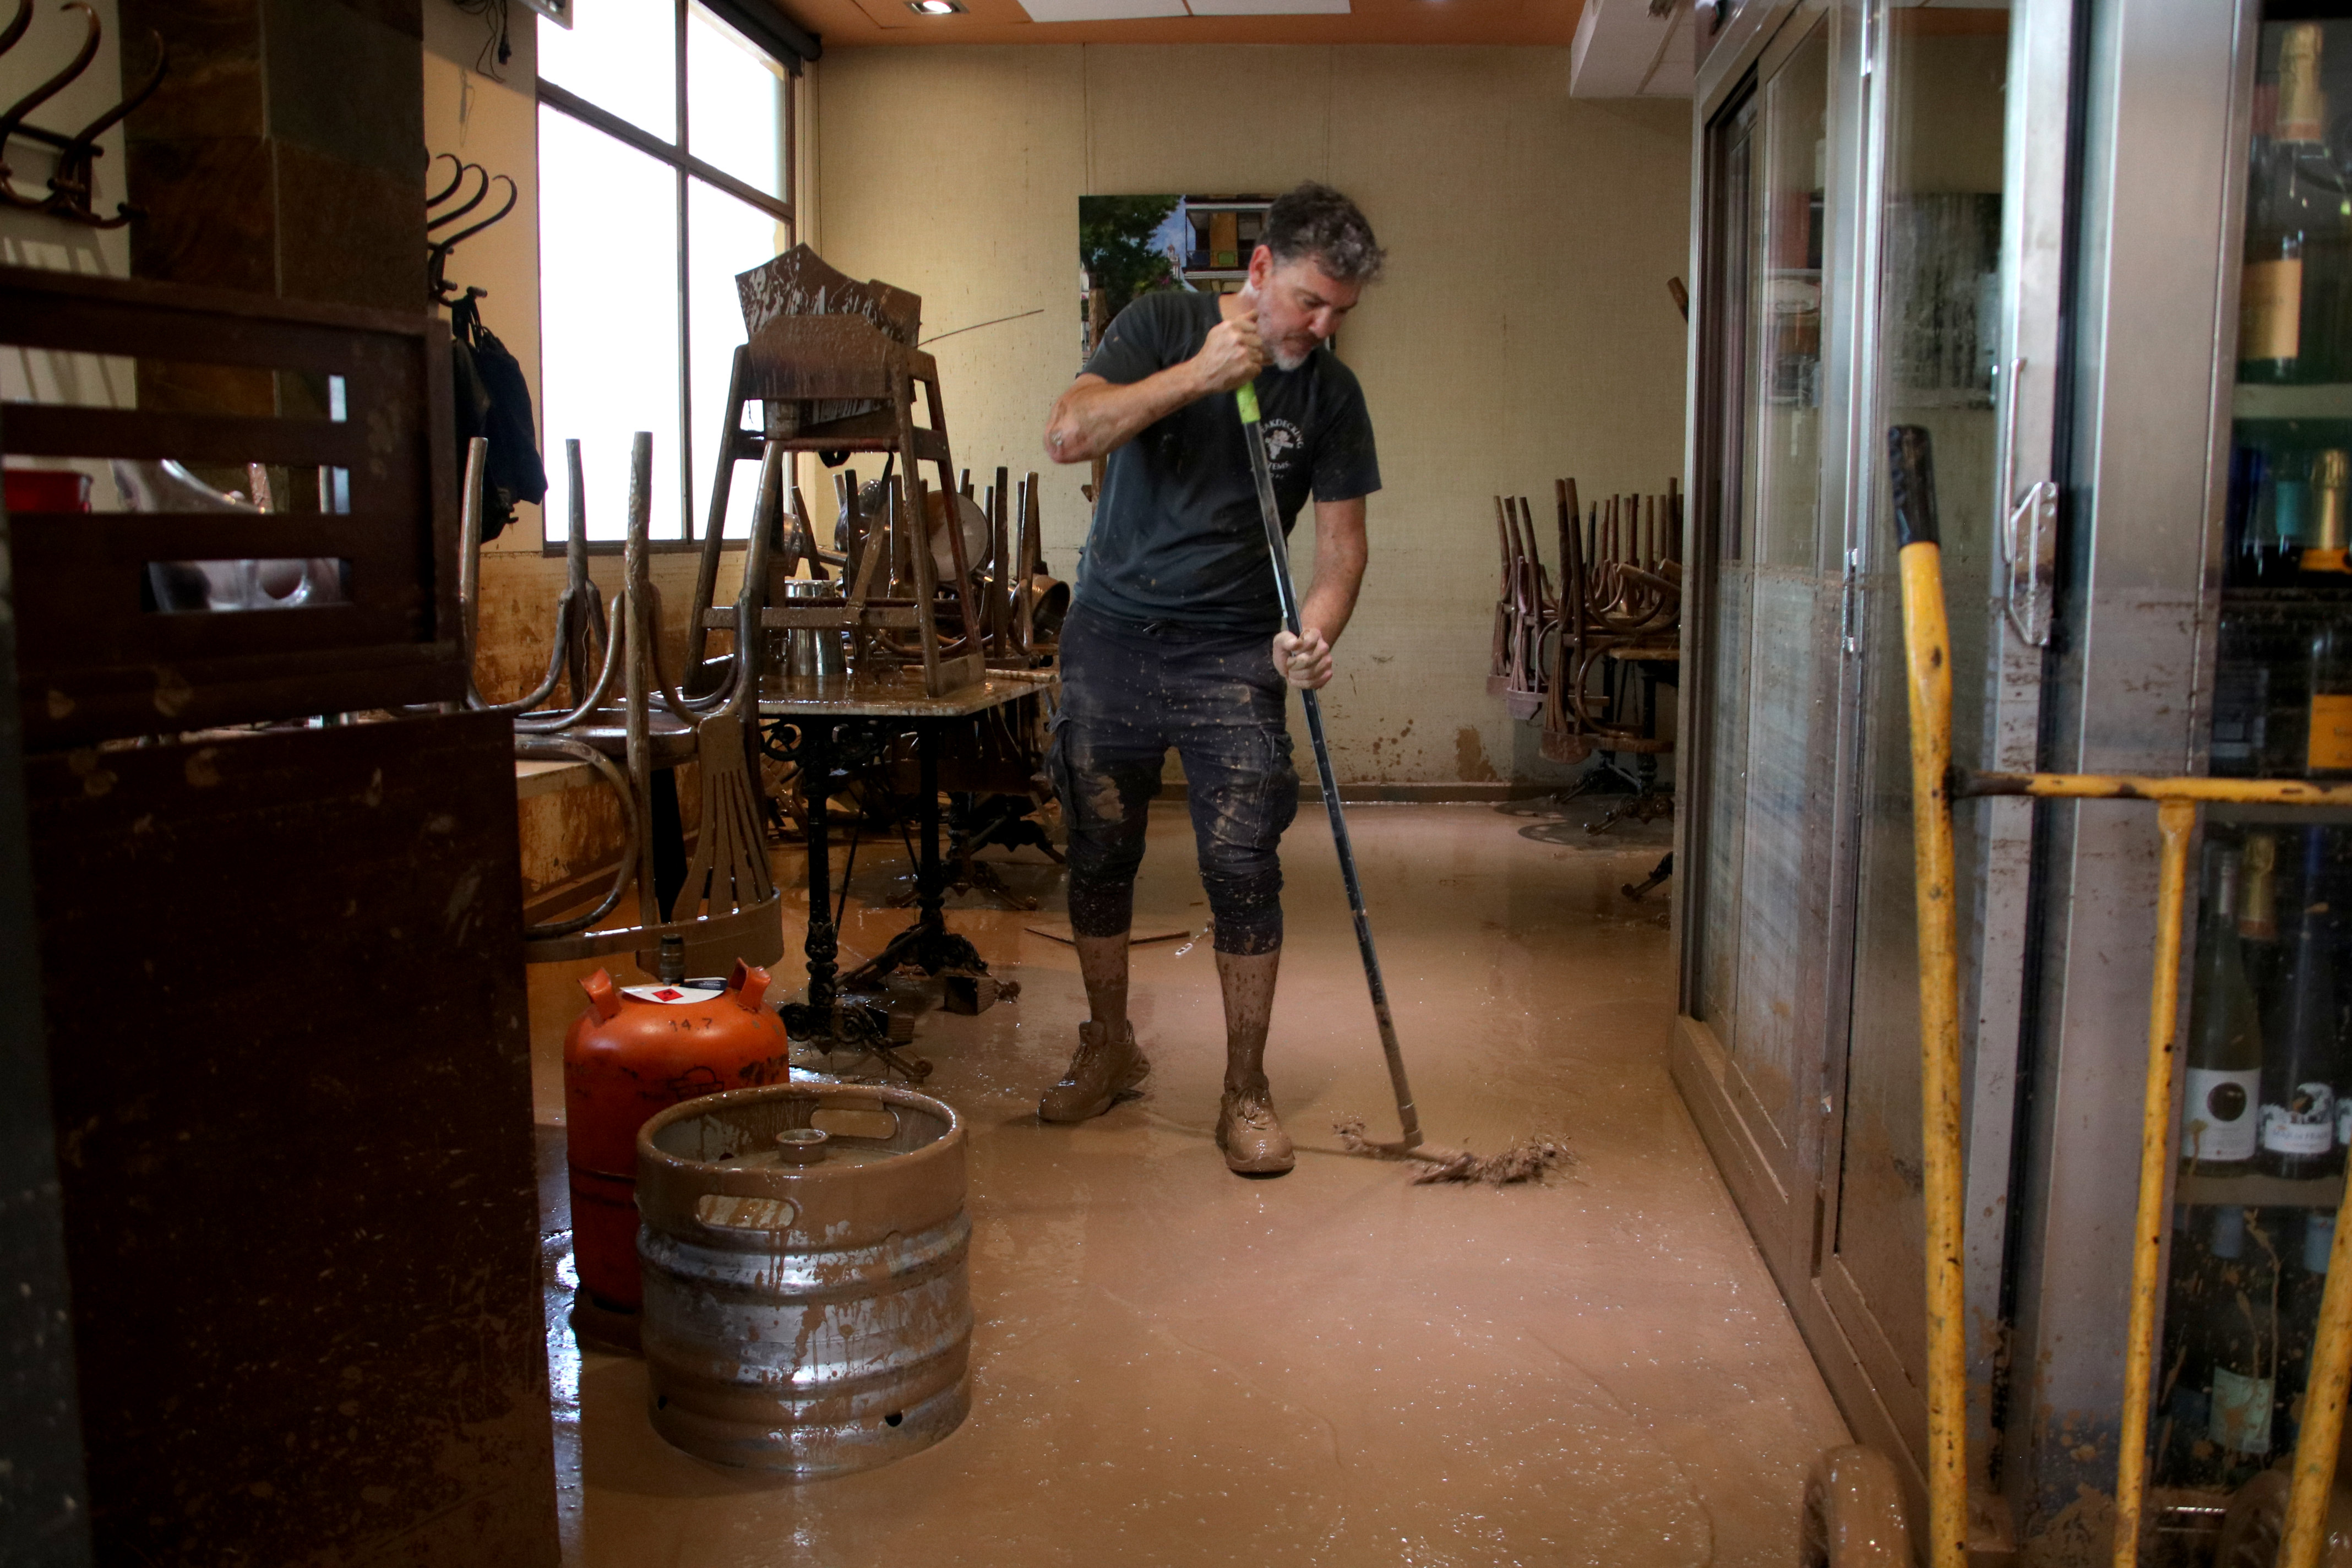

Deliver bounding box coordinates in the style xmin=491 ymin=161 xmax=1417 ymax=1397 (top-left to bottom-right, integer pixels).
xmin=528 ymin=803 xmax=1846 ymax=1566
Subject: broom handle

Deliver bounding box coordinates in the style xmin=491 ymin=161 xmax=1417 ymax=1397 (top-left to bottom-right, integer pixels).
xmin=1239 ymin=383 xmax=1422 ymax=1150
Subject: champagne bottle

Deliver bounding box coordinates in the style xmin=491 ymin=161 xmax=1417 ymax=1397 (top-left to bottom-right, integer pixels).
xmin=2242 ymin=24 xmax=2344 ymax=385
xmin=2258 ymin=830 xmax=2345 ymax=1179
xmin=2302 ymin=448 xmax=2352 ymax=578
xmin=2240 ymin=831 xmax=2283 ymax=998
xmin=2310 ymin=614 xmax=2352 ymax=780
xmin=2186 ymin=847 xmax=2265 ymax=1173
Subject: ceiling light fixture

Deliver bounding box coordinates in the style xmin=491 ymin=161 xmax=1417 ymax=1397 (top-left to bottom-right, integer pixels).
xmin=909 ymin=1 xmax=966 ymax=13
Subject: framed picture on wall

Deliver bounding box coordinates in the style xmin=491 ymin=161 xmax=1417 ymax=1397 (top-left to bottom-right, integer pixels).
xmin=1078 ymin=193 xmax=1272 ymax=362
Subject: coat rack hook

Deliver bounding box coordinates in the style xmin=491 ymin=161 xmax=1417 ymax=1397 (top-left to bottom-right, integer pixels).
xmin=0 ymin=3 xmax=167 ymax=228
xmin=0 ymin=1 xmax=103 ymax=205
xmin=426 ymin=150 xmax=469 ymax=209
xmin=44 ymin=29 xmax=165 ymax=228
xmin=427 ymin=161 xmax=491 ymax=232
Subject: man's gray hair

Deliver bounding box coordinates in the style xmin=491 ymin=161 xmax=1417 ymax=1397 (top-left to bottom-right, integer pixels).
xmin=1262 ymin=182 xmax=1385 ymax=285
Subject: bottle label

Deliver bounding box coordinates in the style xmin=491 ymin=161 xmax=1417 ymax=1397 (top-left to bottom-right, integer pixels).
xmin=2311 ymin=694 xmax=2352 ymax=771
xmin=2339 ymin=1093 xmax=2351 ymax=1148
xmin=2212 ymin=1365 xmax=2276 ymax=1455
xmin=2184 ymin=1068 xmax=2261 ymax=1162
xmin=2262 ymin=1082 xmax=2337 ymax=1155
xmin=2243 ymin=259 xmax=2304 ymax=363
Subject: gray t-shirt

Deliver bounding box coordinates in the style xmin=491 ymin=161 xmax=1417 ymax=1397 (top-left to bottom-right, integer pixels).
xmin=1074 ymin=289 xmax=1380 ymax=630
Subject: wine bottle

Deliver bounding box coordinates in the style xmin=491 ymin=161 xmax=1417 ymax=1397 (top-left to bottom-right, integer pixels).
xmin=2186 ymin=847 xmax=2265 ymax=1173
xmin=2242 ymin=24 xmax=2345 ymax=385
xmin=2204 ymin=1204 xmax=2279 ymax=1470
xmin=2258 ymin=830 xmax=2345 ymax=1179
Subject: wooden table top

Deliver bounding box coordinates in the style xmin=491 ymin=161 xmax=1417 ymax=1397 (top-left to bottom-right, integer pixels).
xmin=755 ymin=667 xmax=1056 ymax=720
xmin=514 ymin=756 xmax=600 ymax=799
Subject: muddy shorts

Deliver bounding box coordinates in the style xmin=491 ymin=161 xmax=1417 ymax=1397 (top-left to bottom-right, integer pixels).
xmin=1048 ymin=602 xmax=1300 ymax=956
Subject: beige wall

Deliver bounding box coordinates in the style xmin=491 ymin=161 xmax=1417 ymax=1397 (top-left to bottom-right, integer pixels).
xmin=813 ymin=44 xmax=1690 ymax=786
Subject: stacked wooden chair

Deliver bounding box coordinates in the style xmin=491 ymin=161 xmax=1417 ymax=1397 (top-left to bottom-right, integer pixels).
xmin=1540 ymin=477 xmax=1682 ymax=773
xmin=1487 ymin=493 xmax=1556 ymax=722
xmin=459 ymin=432 xmax=786 ymax=976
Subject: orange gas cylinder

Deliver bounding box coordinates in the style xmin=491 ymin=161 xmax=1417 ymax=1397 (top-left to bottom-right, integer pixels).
xmin=564 ymin=946 xmax=793 ymax=1347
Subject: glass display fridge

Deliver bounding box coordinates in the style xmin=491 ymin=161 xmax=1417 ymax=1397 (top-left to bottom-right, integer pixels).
xmin=1671 ymin=0 xmax=2352 ymax=1556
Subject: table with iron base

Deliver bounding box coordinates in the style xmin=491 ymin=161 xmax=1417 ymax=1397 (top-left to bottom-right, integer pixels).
xmin=757 ymin=671 xmax=1054 ymax=1079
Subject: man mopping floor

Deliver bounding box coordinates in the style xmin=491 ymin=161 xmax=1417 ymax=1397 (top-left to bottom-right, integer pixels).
xmin=1038 ymin=182 xmax=1384 ymax=1177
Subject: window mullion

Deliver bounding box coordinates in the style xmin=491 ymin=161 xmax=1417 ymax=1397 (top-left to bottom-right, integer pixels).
xmin=674 ymin=0 xmax=695 ymax=543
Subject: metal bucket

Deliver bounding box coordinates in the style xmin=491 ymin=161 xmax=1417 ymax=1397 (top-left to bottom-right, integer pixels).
xmin=634 ymin=1082 xmax=970 ymax=1477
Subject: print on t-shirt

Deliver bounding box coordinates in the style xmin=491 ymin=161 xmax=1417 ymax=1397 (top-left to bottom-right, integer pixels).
xmin=1074 ymin=290 xmax=1380 ymax=630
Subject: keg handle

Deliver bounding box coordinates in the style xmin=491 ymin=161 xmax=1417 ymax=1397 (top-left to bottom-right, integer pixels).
xmin=810 ymin=1104 xmax=902 ymax=1144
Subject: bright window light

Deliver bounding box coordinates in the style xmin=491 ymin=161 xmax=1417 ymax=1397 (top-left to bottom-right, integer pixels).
xmin=689 ymin=180 xmax=790 ymax=541
xmin=535 ymin=0 xmax=793 ymax=545
xmin=538 ymin=108 xmax=684 ymax=541
xmin=537 ymin=1 xmax=675 ymax=142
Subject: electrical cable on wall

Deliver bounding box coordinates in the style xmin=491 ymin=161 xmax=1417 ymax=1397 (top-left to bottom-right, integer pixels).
xmin=450 ymin=0 xmax=513 ymax=80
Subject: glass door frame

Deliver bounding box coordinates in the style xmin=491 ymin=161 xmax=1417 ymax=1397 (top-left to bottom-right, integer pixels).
xmin=1675 ymin=0 xmax=1858 ymax=1300
xmin=1995 ymin=0 xmax=2267 ymax=1536
xmin=1675 ymin=0 xmax=2078 ymax=1541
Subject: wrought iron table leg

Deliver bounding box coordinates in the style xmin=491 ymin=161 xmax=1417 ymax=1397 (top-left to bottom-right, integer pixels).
xmin=917 ymin=725 xmax=944 ymax=932
xmin=791 ymin=717 xmax=839 ymax=1021
xmin=839 ymin=718 xmax=987 ymax=987
xmin=760 ymin=715 xmax=930 ymax=1080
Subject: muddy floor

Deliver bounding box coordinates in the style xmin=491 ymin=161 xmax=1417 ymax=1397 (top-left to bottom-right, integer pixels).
xmin=525 ymin=801 xmax=1845 ymax=1566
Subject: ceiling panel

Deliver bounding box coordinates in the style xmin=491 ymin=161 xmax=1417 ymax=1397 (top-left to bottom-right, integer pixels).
xmin=1183 ymin=0 xmax=1353 ymax=14
xmin=1019 ymin=0 xmax=1188 ymax=20
xmin=772 ymin=0 xmax=1586 ymax=49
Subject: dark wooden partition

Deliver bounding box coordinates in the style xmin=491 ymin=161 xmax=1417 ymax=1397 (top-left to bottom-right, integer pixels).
xmin=1 ymin=266 xmax=557 ymax=1566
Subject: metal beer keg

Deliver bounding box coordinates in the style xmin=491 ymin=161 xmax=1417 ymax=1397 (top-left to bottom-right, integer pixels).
xmin=634 ymin=1082 xmax=971 ymax=1477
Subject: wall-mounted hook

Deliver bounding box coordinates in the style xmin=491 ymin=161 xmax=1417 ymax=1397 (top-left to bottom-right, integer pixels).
xmin=0 ymin=2 xmax=167 ymax=228
xmin=428 ymin=161 xmax=492 ymax=232
xmin=427 ymin=150 xmax=470 ymax=209
xmin=0 ymin=0 xmax=34 ymax=60
xmin=428 ymin=168 xmax=515 ymax=304
xmin=0 ymin=3 xmax=102 ymax=171
xmin=43 ymin=29 xmax=164 ymax=228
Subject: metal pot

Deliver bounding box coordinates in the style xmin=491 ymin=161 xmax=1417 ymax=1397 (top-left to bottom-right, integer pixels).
xmin=635 ymin=1082 xmax=971 ymax=1477
xmin=780 ymin=578 xmax=847 ymax=689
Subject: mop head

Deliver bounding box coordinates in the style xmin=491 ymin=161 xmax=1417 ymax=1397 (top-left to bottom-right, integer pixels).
xmin=1333 ymin=1118 xmax=1572 ymax=1186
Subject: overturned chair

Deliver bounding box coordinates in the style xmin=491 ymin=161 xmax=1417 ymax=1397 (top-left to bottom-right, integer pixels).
xmin=458 ymin=431 xmax=787 ymax=975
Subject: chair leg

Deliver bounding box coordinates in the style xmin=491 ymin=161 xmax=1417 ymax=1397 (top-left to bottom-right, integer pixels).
xmin=651 ymin=767 xmax=687 ymax=922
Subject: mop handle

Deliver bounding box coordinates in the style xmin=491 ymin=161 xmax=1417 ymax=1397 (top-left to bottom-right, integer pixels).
xmin=1238 ymin=384 xmax=1422 ymax=1149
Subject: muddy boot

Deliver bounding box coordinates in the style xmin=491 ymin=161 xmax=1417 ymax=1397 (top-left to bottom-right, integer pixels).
xmin=1038 ymin=1021 xmax=1150 ymax=1123
xmin=1217 ymin=1087 xmax=1296 ymax=1175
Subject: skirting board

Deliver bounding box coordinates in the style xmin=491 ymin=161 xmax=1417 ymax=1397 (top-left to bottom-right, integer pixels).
xmin=1168 ymin=780 xmax=1570 ymax=804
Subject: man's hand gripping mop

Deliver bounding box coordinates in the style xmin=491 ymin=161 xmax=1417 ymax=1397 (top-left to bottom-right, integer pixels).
xmin=1237 ymin=383 xmax=1567 ymax=1185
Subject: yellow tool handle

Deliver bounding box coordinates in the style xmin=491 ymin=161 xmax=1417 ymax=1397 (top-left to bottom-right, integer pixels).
xmin=2110 ymin=802 xmax=2196 ymax=1567
xmin=2283 ymin=1165 xmax=2352 ymax=1562
xmin=1890 ymin=424 xmax=1969 ymax=1568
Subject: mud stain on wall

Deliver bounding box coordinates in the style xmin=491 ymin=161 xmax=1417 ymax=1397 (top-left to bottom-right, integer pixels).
xmin=1455 ymin=725 xmax=1499 ymax=783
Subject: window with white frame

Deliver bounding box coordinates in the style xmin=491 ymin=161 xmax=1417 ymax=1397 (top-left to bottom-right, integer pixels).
xmin=536 ymin=1 xmax=798 ymax=545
